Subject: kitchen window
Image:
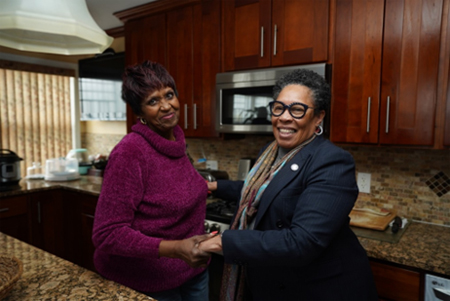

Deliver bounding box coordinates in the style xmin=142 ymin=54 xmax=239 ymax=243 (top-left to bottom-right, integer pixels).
xmin=79 ymin=78 xmax=125 ymax=121
xmin=0 ymin=59 xmax=76 ymax=176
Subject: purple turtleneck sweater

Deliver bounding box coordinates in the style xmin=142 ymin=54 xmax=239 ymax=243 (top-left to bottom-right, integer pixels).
xmin=92 ymin=123 xmax=208 ymax=293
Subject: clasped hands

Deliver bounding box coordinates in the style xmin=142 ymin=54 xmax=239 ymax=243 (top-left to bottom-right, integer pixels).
xmin=164 ymin=232 xmax=223 ymax=268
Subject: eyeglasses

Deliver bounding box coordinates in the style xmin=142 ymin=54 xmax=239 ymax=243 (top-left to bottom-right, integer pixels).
xmin=268 ymin=100 xmax=315 ymax=119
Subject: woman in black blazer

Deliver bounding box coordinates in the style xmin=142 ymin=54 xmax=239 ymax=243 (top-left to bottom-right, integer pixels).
xmin=201 ymin=69 xmax=378 ymax=301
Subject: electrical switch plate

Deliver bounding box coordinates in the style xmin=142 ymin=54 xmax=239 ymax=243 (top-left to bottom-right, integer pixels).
xmin=206 ymin=160 xmax=218 ymax=170
xmin=357 ymin=172 xmax=371 ymax=193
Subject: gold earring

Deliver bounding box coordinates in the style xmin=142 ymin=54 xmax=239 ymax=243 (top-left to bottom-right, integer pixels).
xmin=140 ymin=118 xmax=147 ymax=125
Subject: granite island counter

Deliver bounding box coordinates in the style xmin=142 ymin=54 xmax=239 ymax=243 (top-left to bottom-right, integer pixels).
xmin=0 ymin=232 xmax=153 ymax=300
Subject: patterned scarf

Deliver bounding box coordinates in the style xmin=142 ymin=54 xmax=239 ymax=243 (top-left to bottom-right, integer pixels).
xmin=220 ymin=135 xmax=316 ymax=301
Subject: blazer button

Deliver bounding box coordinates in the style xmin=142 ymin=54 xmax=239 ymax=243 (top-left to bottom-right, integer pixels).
xmin=276 ymin=220 xmax=283 ymax=228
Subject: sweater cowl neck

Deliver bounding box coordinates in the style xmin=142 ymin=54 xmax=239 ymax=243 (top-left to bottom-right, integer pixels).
xmin=132 ymin=122 xmax=186 ymax=158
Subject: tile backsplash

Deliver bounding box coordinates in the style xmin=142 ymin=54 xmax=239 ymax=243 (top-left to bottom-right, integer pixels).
xmin=82 ymin=133 xmax=450 ymax=226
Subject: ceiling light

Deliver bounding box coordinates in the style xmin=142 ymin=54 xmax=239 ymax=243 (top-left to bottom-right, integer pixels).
xmin=0 ymin=0 xmax=113 ymax=55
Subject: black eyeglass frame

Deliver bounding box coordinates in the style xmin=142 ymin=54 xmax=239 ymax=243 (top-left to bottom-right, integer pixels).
xmin=268 ymin=100 xmax=316 ymax=119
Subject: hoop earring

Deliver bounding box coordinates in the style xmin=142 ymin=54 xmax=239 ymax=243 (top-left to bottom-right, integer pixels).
xmin=140 ymin=118 xmax=147 ymax=125
xmin=315 ymin=125 xmax=323 ymax=136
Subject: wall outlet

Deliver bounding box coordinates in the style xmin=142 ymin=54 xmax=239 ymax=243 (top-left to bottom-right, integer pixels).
xmin=206 ymin=160 xmax=218 ymax=170
xmin=357 ymin=172 xmax=371 ymax=193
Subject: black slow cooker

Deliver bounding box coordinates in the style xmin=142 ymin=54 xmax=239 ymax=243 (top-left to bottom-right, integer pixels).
xmin=0 ymin=149 xmax=23 ymax=191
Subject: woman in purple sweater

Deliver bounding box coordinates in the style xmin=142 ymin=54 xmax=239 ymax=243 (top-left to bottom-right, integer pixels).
xmin=92 ymin=61 xmax=211 ymax=300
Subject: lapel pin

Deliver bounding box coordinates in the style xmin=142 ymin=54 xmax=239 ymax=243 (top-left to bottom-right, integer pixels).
xmin=291 ymin=164 xmax=299 ymax=171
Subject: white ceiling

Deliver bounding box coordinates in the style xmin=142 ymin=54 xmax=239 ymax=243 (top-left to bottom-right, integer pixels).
xmin=86 ymin=0 xmax=157 ymax=30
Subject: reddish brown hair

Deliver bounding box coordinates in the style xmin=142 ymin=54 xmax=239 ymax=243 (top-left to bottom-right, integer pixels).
xmin=121 ymin=60 xmax=178 ymax=115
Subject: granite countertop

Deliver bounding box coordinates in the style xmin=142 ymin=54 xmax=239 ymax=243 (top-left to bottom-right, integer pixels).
xmin=1 ymin=176 xmax=103 ymax=197
xmin=2 ymin=177 xmax=450 ymax=278
xmin=0 ymin=233 xmax=153 ymax=301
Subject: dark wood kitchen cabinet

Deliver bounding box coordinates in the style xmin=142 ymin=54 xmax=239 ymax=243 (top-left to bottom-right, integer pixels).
xmin=166 ymin=1 xmax=220 ymax=137
xmin=0 ymin=194 xmax=30 ymax=243
xmin=370 ymin=259 xmax=422 ymax=301
xmin=221 ymin=0 xmax=329 ymax=71
xmin=29 ymin=190 xmax=66 ymax=259
xmin=78 ymin=193 xmax=98 ymax=272
xmin=330 ymin=0 xmax=443 ymax=146
xmin=120 ymin=0 xmax=220 ymax=138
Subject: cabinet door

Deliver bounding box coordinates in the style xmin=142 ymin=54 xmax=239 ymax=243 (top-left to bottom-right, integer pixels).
xmin=191 ymin=0 xmax=221 ymax=137
xmin=167 ymin=1 xmax=220 ymax=137
xmin=0 ymin=195 xmax=29 ymax=243
xmin=125 ymin=14 xmax=167 ymax=133
xmin=442 ymin=0 xmax=450 ymax=148
xmin=167 ymin=6 xmax=196 ymax=135
xmin=30 ymin=190 xmax=65 ymax=258
xmin=370 ymin=260 xmax=422 ymax=301
xmin=222 ymin=0 xmax=272 ymax=71
xmin=271 ymin=0 xmax=329 ymax=66
xmin=379 ymin=0 xmax=442 ymax=145
xmin=79 ymin=195 xmax=98 ymax=272
xmin=330 ymin=0 xmax=384 ymax=143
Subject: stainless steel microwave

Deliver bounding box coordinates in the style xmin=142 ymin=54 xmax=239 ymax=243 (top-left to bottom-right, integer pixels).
xmin=215 ymin=63 xmax=328 ymax=134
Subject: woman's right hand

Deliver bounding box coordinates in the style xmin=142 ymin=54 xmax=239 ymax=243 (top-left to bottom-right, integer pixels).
xmin=159 ymin=234 xmax=212 ymax=268
xmin=207 ymin=181 xmax=218 ymax=192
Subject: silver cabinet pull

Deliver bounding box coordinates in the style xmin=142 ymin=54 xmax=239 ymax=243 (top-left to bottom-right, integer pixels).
xmin=273 ymin=24 xmax=278 ymax=56
xmin=193 ymin=103 xmax=197 ymax=130
xmin=260 ymin=26 xmax=264 ymax=57
xmin=0 ymin=208 xmax=9 ymax=213
xmin=366 ymin=97 xmax=371 ymax=133
xmin=184 ymin=104 xmax=188 ymax=129
xmin=385 ymin=96 xmax=390 ymax=133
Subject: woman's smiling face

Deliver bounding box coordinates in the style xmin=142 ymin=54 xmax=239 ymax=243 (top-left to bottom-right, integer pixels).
xmin=272 ymin=84 xmax=325 ymax=149
xmin=139 ymin=86 xmax=180 ymax=140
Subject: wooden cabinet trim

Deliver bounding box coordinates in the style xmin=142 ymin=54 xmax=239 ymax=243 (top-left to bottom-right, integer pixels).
xmin=115 ymin=0 xmax=201 ymax=23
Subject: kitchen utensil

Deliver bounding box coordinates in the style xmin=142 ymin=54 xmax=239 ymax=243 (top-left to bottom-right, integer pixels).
xmin=0 ymin=149 xmax=23 ymax=190
xmin=349 ymin=208 xmax=396 ymax=231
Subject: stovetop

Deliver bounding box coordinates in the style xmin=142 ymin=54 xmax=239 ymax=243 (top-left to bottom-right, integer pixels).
xmin=206 ymin=198 xmax=237 ymax=224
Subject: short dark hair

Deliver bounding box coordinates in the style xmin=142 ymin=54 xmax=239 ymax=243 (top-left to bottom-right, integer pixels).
xmin=121 ymin=60 xmax=178 ymax=116
xmin=273 ymin=68 xmax=330 ymax=115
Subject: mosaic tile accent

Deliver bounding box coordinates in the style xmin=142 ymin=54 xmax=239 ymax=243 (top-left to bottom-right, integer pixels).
xmin=426 ymin=172 xmax=450 ymax=197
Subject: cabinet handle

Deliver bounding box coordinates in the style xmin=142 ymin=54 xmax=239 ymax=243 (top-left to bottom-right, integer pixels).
xmin=0 ymin=208 xmax=9 ymax=213
xmin=260 ymin=26 xmax=264 ymax=57
xmin=385 ymin=96 xmax=390 ymax=133
xmin=273 ymin=24 xmax=278 ymax=56
xmin=193 ymin=103 xmax=197 ymax=130
xmin=37 ymin=201 xmax=41 ymax=224
xmin=366 ymin=97 xmax=371 ymax=133
xmin=184 ymin=104 xmax=188 ymax=129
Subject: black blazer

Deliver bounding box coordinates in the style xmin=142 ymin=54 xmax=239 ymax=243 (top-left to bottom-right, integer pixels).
xmin=216 ymin=137 xmax=378 ymax=300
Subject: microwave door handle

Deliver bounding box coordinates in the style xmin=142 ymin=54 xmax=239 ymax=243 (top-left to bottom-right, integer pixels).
xmin=184 ymin=104 xmax=188 ymax=129
xmin=193 ymin=103 xmax=197 ymax=130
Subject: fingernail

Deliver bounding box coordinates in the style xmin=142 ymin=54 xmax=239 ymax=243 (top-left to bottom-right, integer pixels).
xmin=210 ymin=231 xmax=218 ymax=235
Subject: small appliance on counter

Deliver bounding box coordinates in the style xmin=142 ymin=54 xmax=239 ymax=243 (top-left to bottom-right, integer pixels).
xmin=0 ymin=149 xmax=23 ymax=191
xmin=66 ymin=149 xmax=92 ymax=175
xmin=44 ymin=157 xmax=80 ymax=181
xmin=25 ymin=162 xmax=45 ymax=180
